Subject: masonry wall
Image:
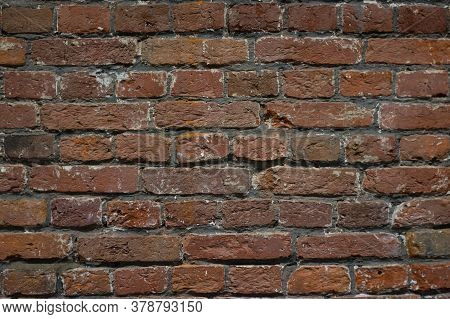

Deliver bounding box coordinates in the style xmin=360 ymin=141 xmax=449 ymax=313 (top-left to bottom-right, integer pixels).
xmin=0 ymin=0 xmax=449 ymax=298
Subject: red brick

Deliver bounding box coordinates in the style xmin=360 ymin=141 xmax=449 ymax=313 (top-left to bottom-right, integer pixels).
xmin=400 ymin=135 xmax=449 ymax=161
xmin=297 ymin=233 xmax=402 ymax=259
xmin=171 ymin=70 xmax=223 ymax=98
xmin=116 ymin=72 xmax=166 ymax=98
xmin=393 ymin=198 xmax=450 ymax=228
xmin=355 ymin=265 xmax=408 ymax=294
xmin=184 ymin=233 xmax=290 ymax=261
xmin=29 ymin=165 xmax=139 ymax=193
xmin=60 ymin=135 xmax=113 ymax=162
xmin=256 ymin=37 xmax=362 ymax=64
xmin=142 ymin=167 xmax=250 ymax=195
xmin=114 ymin=134 xmax=170 ymax=162
xmin=366 ymin=39 xmax=450 ymax=65
xmin=77 ymin=234 xmax=181 ymax=263
xmin=379 ymin=103 xmax=450 ymax=130
xmin=288 ymin=266 xmax=350 ymax=295
xmin=32 ymin=38 xmax=137 ymax=65
xmin=363 ymin=167 xmax=449 ymax=195
xmin=279 ymin=201 xmax=332 ymax=228
xmin=4 ymin=71 xmax=56 ymax=99
xmin=164 ymin=200 xmax=218 ymax=228
xmin=0 ymin=233 xmax=71 ymax=261
xmin=337 ymin=201 xmax=389 ymax=228
xmin=58 ymin=5 xmax=110 ymax=34
xmin=397 ymin=71 xmax=448 ymax=97
xmin=141 ymin=37 xmax=204 ymax=65
xmin=176 ymin=132 xmax=229 ymax=163
xmin=173 ymin=2 xmax=224 ymax=32
xmin=172 ymin=265 xmax=224 ymax=294
xmin=154 ymin=101 xmax=260 ymax=129
xmin=60 ymin=72 xmax=114 ymax=99
xmin=4 ymin=134 xmax=55 ymax=160
xmin=115 ymin=5 xmax=170 ymax=33
xmin=204 ymin=38 xmax=248 ymax=65
xmin=221 ymin=200 xmax=277 ymax=228
xmin=0 ymin=199 xmax=47 ymax=227
xmin=0 ymin=104 xmax=36 ymax=128
xmin=0 ymin=38 xmax=26 ymax=66
xmin=41 ymin=103 xmax=149 ymax=131
xmin=228 ymin=71 xmax=278 ymax=97
xmin=105 ymin=200 xmax=160 ymax=229
xmin=265 ymin=101 xmax=373 ymax=128
xmin=0 ymin=165 xmax=25 ymax=193
xmin=233 ymin=134 xmax=286 ymax=161
xmin=2 ymin=270 xmax=56 ymax=297
xmin=397 ymin=5 xmax=447 ymax=34
xmin=2 ymin=7 xmax=53 ymax=33
xmin=62 ymin=269 xmax=111 ymax=296
xmin=229 ymin=266 xmax=282 ymax=295
xmin=255 ymin=167 xmax=357 ymax=195
xmin=340 ymin=70 xmax=392 ymax=96
xmin=410 ymin=263 xmax=450 ymax=292
xmin=287 ymin=4 xmax=337 ymax=31
xmin=114 ymin=267 xmax=167 ymax=296
xmin=343 ymin=4 xmax=393 ymax=33
xmin=291 ymin=134 xmax=340 ymax=162
xmin=229 ymin=4 xmax=281 ymax=32
xmin=283 ymin=69 xmax=334 ymax=98
xmin=51 ymin=197 xmax=102 ymax=228
xmin=345 ymin=135 xmax=397 ymax=163
xmin=406 ymin=229 xmax=449 ymax=258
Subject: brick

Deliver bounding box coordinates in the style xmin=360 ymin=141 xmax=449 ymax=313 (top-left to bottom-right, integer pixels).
xmin=279 ymin=201 xmax=332 ymax=228
xmin=0 ymin=165 xmax=25 ymax=193
xmin=410 ymin=263 xmax=450 ymax=292
xmin=340 ymin=70 xmax=392 ymax=97
xmin=221 ymin=200 xmax=277 ymax=228
xmin=283 ymin=69 xmax=334 ymax=98
xmin=342 ymin=4 xmax=393 ymax=33
xmin=2 ymin=270 xmax=56 ymax=297
xmin=337 ymin=201 xmax=389 ymax=228
xmin=154 ymin=101 xmax=260 ymax=129
xmin=62 ymin=269 xmax=111 ymax=296
xmin=0 ymin=104 xmax=36 ymax=129
xmin=232 ymin=134 xmax=286 ymax=161
xmin=114 ymin=267 xmax=166 ymax=296
xmin=41 ymin=103 xmax=149 ymax=131
xmin=229 ymin=4 xmax=281 ymax=32
xmin=116 ymin=72 xmax=166 ymax=98
xmin=204 ymin=38 xmax=248 ymax=65
xmin=184 ymin=233 xmax=290 ymax=261
xmin=5 ymin=134 xmax=54 ymax=160
xmin=256 ymin=37 xmax=362 ymax=64
xmin=345 ymin=135 xmax=396 ymax=163
xmin=288 ymin=266 xmax=350 ymax=295
xmin=142 ymin=167 xmax=250 ymax=195
xmin=176 ymin=132 xmax=229 ymax=163
xmin=32 ymin=38 xmax=137 ymax=65
xmin=297 ymin=233 xmax=402 ymax=259
xmin=105 ymin=200 xmax=160 ymax=229
xmin=164 ymin=200 xmax=218 ymax=228
xmin=393 ymin=198 xmax=450 ymax=228
xmin=366 ymin=39 xmax=450 ymax=65
xmin=291 ymin=134 xmax=340 ymax=162
xmin=60 ymin=72 xmax=114 ymax=99
xmin=400 ymin=135 xmax=449 ymax=161
xmin=114 ymin=134 xmax=170 ymax=162
xmin=173 ymin=2 xmax=224 ymax=32
xmin=265 ymin=101 xmax=373 ymax=128
xmin=141 ymin=37 xmax=204 ymax=65
xmin=29 ymin=166 xmax=138 ymax=193
xmin=0 ymin=199 xmax=47 ymax=227
xmin=172 ymin=265 xmax=224 ymax=294
xmin=60 ymin=135 xmax=113 ymax=162
xmin=77 ymin=234 xmax=181 ymax=263
xmin=51 ymin=197 xmax=102 ymax=228
xmin=0 ymin=38 xmax=26 ymax=66
xmin=229 ymin=266 xmax=282 ymax=295
xmin=406 ymin=229 xmax=450 ymax=258
xmin=255 ymin=167 xmax=357 ymax=195
xmin=2 ymin=7 xmax=52 ymax=33
xmin=115 ymin=5 xmax=169 ymax=33
xmin=228 ymin=71 xmax=278 ymax=97
xmin=58 ymin=5 xmax=110 ymax=34
xmin=355 ymin=265 xmax=408 ymax=294
xmin=397 ymin=71 xmax=448 ymax=97
xmin=287 ymin=4 xmax=337 ymax=31
xmin=379 ymin=103 xmax=450 ymax=130
xmin=363 ymin=167 xmax=449 ymax=195
xmin=0 ymin=233 xmax=71 ymax=261
xmin=397 ymin=5 xmax=447 ymax=34
xmin=171 ymin=70 xmax=223 ymax=98
xmin=4 ymin=71 xmax=57 ymax=99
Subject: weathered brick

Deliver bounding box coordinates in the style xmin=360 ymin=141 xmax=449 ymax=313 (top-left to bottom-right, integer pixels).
xmin=60 ymin=72 xmax=114 ymax=99
xmin=4 ymin=71 xmax=57 ymax=99
xmin=114 ymin=134 xmax=170 ymax=162
xmin=164 ymin=200 xmax=218 ymax=228
xmin=0 ymin=104 xmax=36 ymax=129
xmin=291 ymin=134 xmax=340 ymax=162
xmin=114 ymin=267 xmax=167 ymax=296
xmin=60 ymin=135 xmax=113 ymax=162
xmin=288 ymin=266 xmax=350 ymax=295
xmin=228 ymin=71 xmax=278 ymax=97
xmin=221 ymin=200 xmax=277 ymax=228
xmin=232 ymin=134 xmax=286 ymax=161
xmin=204 ymin=38 xmax=248 ymax=65
xmin=0 ymin=165 xmax=25 ymax=193
xmin=337 ymin=201 xmax=389 ymax=228
xmin=176 ymin=132 xmax=229 ymax=163
xmin=173 ymin=2 xmax=224 ymax=32
xmin=2 ymin=270 xmax=56 ymax=297
xmin=62 ymin=269 xmax=111 ymax=296
xmin=171 ymin=70 xmax=223 ymax=98
xmin=393 ymin=198 xmax=450 ymax=228
xmin=400 ymin=135 xmax=449 ymax=161
xmin=0 ymin=199 xmax=47 ymax=227
xmin=229 ymin=266 xmax=282 ymax=295
xmin=345 ymin=135 xmax=396 ymax=163
xmin=51 ymin=197 xmax=102 ymax=228
xmin=116 ymin=72 xmax=166 ymax=98
xmin=172 ymin=265 xmax=224 ymax=294
xmin=283 ymin=69 xmax=334 ymax=98
xmin=410 ymin=263 xmax=450 ymax=292
xmin=115 ymin=5 xmax=170 ymax=33
xmin=229 ymin=4 xmax=281 ymax=32
xmin=406 ymin=229 xmax=450 ymax=258
xmin=2 ymin=7 xmax=53 ymax=33
xmin=397 ymin=71 xmax=448 ymax=97
xmin=105 ymin=200 xmax=160 ymax=229
xmin=141 ymin=37 xmax=204 ymax=65
xmin=287 ymin=4 xmax=337 ymax=31
xmin=58 ymin=5 xmax=110 ymax=34
xmin=279 ymin=201 xmax=332 ymax=228
xmin=340 ymin=70 xmax=392 ymax=97
xmin=397 ymin=5 xmax=447 ymax=34
xmin=0 ymin=38 xmax=26 ymax=66
xmin=355 ymin=265 xmax=408 ymax=294
xmin=5 ymin=134 xmax=54 ymax=160
xmin=342 ymin=4 xmax=393 ymax=33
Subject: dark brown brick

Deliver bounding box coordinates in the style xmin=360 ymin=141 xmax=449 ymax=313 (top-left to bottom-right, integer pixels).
xmin=5 ymin=134 xmax=54 ymax=160
xmin=51 ymin=197 xmax=102 ymax=228
xmin=221 ymin=200 xmax=277 ymax=228
xmin=337 ymin=201 xmax=389 ymax=228
xmin=279 ymin=201 xmax=332 ymax=228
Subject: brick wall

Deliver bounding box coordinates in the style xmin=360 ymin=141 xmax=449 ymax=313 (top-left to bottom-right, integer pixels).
xmin=0 ymin=1 xmax=449 ymax=298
